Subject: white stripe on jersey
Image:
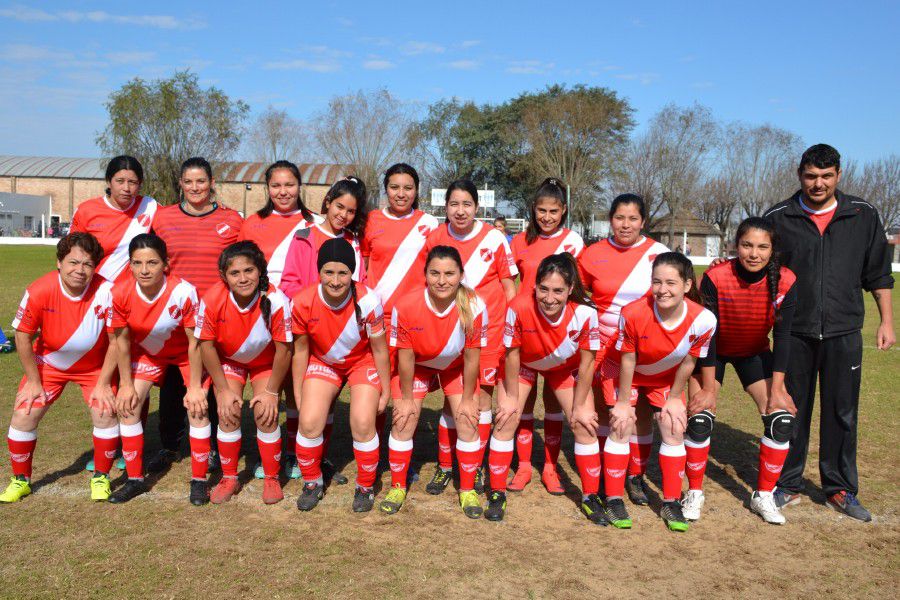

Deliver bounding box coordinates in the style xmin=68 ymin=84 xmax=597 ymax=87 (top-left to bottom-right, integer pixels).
xmin=11 ymin=290 xmax=29 ymax=329
xmin=553 ymin=230 xmax=584 ymax=256
xmin=598 ymin=241 xmax=666 ymax=340
xmin=97 ymin=196 xmax=157 ymax=282
xmin=460 ymin=225 xmax=510 ymax=288
xmin=373 ymin=212 xmax=437 ymax=305
xmin=268 ymin=214 xmax=324 ymax=286
xmin=319 ymin=289 xmax=380 ymax=364
xmin=266 ymin=288 xmax=293 ymax=343
xmin=42 ymin=281 xmax=113 ymax=371
xmin=139 ymin=280 xmax=197 ymax=355
xmin=228 ymin=313 xmax=272 ymax=364
xmin=524 ymin=304 xmax=599 ymax=371
xmin=633 ymin=309 xmax=717 ymax=376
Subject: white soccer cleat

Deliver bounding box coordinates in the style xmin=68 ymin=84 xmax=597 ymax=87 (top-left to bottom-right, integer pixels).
xmin=751 ymin=491 xmax=786 ymax=525
xmin=680 ymin=489 xmax=705 ymax=521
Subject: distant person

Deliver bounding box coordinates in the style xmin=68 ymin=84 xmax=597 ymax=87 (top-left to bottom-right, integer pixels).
xmin=763 ymin=144 xmax=894 ymax=521
xmin=493 ymin=216 xmax=513 ymax=243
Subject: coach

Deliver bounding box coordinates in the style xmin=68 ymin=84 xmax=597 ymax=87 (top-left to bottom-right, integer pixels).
xmin=764 ymin=144 xmax=894 ymax=521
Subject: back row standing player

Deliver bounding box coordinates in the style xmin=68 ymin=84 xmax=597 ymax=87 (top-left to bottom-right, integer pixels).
xmin=507 ymin=178 xmax=584 ymax=495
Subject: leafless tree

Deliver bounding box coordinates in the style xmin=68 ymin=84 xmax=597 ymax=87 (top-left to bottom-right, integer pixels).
xmin=843 ymin=156 xmax=900 ymax=233
xmin=616 ymin=131 xmax=667 ymax=231
xmin=246 ymin=106 xmax=314 ymax=164
xmin=694 ymin=174 xmax=740 ymax=248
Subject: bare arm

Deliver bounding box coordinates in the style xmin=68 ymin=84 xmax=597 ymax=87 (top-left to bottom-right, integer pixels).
xmin=501 ymin=277 xmax=516 ymax=302
xmin=14 ymin=330 xmax=44 ymax=414
xmin=873 ymin=288 xmax=896 ymax=350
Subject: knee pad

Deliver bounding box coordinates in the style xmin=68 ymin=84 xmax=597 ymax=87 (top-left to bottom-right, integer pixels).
xmin=686 ymin=410 xmax=715 ymax=443
xmin=762 ymin=410 xmax=794 ymax=444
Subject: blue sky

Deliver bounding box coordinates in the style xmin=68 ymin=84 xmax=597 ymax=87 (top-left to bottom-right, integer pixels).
xmin=1 ymin=1 xmax=898 ymax=163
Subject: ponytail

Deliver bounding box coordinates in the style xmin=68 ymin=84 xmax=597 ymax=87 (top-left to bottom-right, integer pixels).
xmin=424 ymin=245 xmax=474 ymax=334
xmin=534 ymin=253 xmax=595 ymax=308
xmin=349 ymin=282 xmax=364 ymax=328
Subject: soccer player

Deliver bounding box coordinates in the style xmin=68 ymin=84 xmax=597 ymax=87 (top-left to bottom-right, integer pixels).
xmin=578 ymin=194 xmax=669 ymax=506
xmin=290 ymin=239 xmax=391 ymax=513
xmin=196 ymin=241 xmax=293 ymax=505
xmin=71 ymin=155 xmax=158 ymax=285
xmin=679 ymin=217 xmax=797 ymax=524
xmin=106 ymin=234 xmax=210 ymax=505
xmin=507 ymin=177 xmax=585 ymax=494
xmin=423 ymin=179 xmax=517 ymax=496
xmin=150 ymin=157 xmax=243 ymax=474
xmin=486 ymin=254 xmax=602 ymax=523
xmin=1 ymin=233 xmax=119 ymax=503
xmin=380 ymin=246 xmax=487 ymax=517
xmin=575 ymin=252 xmax=716 ymax=532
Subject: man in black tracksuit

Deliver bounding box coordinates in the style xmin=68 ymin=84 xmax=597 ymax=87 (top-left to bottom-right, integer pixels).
xmin=764 ymin=144 xmax=894 ymax=521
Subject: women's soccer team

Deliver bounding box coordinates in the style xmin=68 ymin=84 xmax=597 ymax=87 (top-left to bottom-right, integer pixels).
xmin=1 ymin=154 xmax=800 ymax=531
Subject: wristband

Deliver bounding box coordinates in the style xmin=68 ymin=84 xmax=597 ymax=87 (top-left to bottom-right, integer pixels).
xmin=263 ymin=388 xmax=279 ymax=397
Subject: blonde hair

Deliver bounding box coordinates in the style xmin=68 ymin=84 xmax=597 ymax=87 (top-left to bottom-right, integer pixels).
xmin=425 ymin=245 xmax=475 ymax=334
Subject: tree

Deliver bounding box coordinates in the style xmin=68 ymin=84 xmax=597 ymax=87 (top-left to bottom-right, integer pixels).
xmin=843 ymin=155 xmax=900 ymax=233
xmin=616 ymin=132 xmax=668 ymax=230
xmin=246 ymin=106 xmax=314 ymax=164
xmin=695 ymin=174 xmax=740 ymax=248
xmin=96 ymin=71 xmax=249 ymax=203
xmin=312 ymin=89 xmax=416 ymax=203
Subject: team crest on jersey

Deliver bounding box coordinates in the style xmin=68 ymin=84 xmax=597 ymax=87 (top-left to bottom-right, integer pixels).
xmin=138 ymin=213 xmax=152 ymax=228
xmin=482 ymin=368 xmax=497 ymax=384
xmin=564 ymin=245 xmax=576 ymax=254
xmin=94 ymin=304 xmax=107 ymax=319
xmin=169 ymin=304 xmax=183 ymax=320
xmin=417 ymin=224 xmax=432 ymax=236
xmin=568 ymin=329 xmax=580 ymax=341
xmin=366 ymin=368 xmax=379 ymax=384
xmin=480 ymin=247 xmax=493 ymax=262
xmin=216 ymin=223 xmax=232 ymax=237
xmin=689 ymin=334 xmax=697 ymax=343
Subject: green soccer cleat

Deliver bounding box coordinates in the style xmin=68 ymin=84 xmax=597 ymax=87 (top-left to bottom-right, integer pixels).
xmin=459 ymin=489 xmax=483 ymax=519
xmin=604 ymin=497 xmax=633 ymax=529
xmin=90 ymin=473 xmax=112 ymax=502
xmin=661 ymin=501 xmax=690 ymax=532
xmin=0 ymin=475 xmax=31 ymax=503
xmin=580 ymin=494 xmax=609 ymax=526
xmin=380 ymin=485 xmax=407 ymax=515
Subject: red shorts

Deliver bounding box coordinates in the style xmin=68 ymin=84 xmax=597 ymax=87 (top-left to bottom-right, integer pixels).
xmin=390 ymin=363 xmax=465 ymax=400
xmin=305 ymin=355 xmax=381 ymax=389
xmin=222 ymin=361 xmax=271 ymax=384
xmin=479 ymin=348 xmax=503 ymax=387
xmin=600 ymin=376 xmax=685 ymax=408
xmin=16 ymin=364 xmax=112 ymax=409
xmin=132 ymin=353 xmax=209 ymax=388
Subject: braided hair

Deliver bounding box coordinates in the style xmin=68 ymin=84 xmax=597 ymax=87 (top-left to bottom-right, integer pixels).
xmin=534 ymin=253 xmax=596 ymax=309
xmin=735 ymin=216 xmax=782 ymax=321
xmin=218 ymin=241 xmax=272 ymax=323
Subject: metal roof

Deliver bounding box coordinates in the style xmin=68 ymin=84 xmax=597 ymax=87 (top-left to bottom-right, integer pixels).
xmin=0 ymin=156 xmax=351 ymax=185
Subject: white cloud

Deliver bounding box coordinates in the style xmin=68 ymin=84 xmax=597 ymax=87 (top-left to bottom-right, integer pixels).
xmin=506 ymin=60 xmax=554 ymax=75
xmin=402 ymin=41 xmax=445 ymax=55
xmin=0 ymin=43 xmax=73 ymax=62
xmin=614 ymin=72 xmax=660 ymax=85
xmin=263 ymin=59 xmax=340 ymax=72
xmin=447 ymin=59 xmax=479 ymax=70
xmin=460 ymin=40 xmax=481 ymax=48
xmin=336 ymin=17 xmax=354 ymax=27
xmin=363 ymin=59 xmax=396 ymax=70
xmin=105 ymin=51 xmax=157 ymax=64
xmin=0 ymin=5 xmax=205 ymax=29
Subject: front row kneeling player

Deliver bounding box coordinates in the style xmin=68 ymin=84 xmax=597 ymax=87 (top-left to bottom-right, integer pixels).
xmin=681 ymin=217 xmax=797 ymax=524
xmin=578 ymin=252 xmax=716 ymax=532
xmin=107 ymin=234 xmax=210 ymax=505
xmin=196 ymin=241 xmax=293 ymax=506
xmin=2 ymin=233 xmax=119 ymax=503
xmin=290 ymin=238 xmax=391 ymax=513
xmin=488 ymin=254 xmax=602 ymax=523
xmin=381 ymin=245 xmax=487 ymax=518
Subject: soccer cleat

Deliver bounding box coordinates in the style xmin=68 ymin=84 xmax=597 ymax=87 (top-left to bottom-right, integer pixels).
xmin=262 ymin=477 xmax=284 ymax=505
xmin=146 ymin=449 xmax=178 ymax=475
xmin=625 ymin=475 xmax=650 ymax=506
xmin=580 ymin=494 xmax=609 ymax=526
xmin=474 ymin=468 xmax=485 ymax=495
xmin=352 ymin=487 xmax=375 ymax=513
xmin=773 ymin=487 xmax=801 ymax=508
xmin=283 ymin=454 xmax=301 ymax=480
xmin=85 ymin=455 xmax=126 ymax=473
xmin=108 ymin=479 xmax=148 ymax=504
xmin=750 ymin=491 xmax=786 ymax=524
xmin=541 ymin=465 xmax=565 ymax=496
xmin=484 ymin=491 xmax=507 ymax=522
xmin=189 ymin=480 xmax=209 ymax=506
xmin=661 ymin=501 xmax=690 ymax=532
xmin=379 ymin=485 xmax=407 ymax=515
xmin=296 ymin=481 xmax=324 ymax=511
xmin=90 ymin=473 xmax=112 ymax=502
xmin=425 ymin=468 xmax=452 ymax=495
xmin=507 ymin=462 xmax=532 ymax=492
xmin=254 ymin=461 xmax=264 ymax=480
xmin=604 ymin=498 xmax=633 ymax=529
xmin=323 ymin=459 xmax=349 ymax=485
xmin=459 ymin=490 xmax=483 ymax=519
xmin=827 ymin=491 xmax=872 ymax=522
xmin=0 ymin=475 xmax=31 ymax=503
xmin=680 ymin=489 xmax=705 ymax=521
xmin=210 ymin=476 xmax=241 ymax=504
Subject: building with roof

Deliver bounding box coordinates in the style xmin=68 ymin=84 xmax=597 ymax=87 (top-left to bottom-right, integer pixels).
xmin=0 ymin=156 xmax=352 ymax=222
xmin=649 ymin=212 xmax=722 ymax=257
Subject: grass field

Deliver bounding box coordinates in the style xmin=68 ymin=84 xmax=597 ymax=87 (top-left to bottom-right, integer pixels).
xmin=0 ymin=245 xmax=897 ymax=599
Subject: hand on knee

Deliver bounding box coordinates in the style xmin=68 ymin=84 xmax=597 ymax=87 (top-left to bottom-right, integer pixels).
xmin=761 ymin=410 xmax=794 ymax=444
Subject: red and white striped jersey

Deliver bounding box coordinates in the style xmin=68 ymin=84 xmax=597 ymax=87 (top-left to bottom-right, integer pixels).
xmin=291 ymin=283 xmax=384 ymax=366
xmin=615 ymin=296 xmax=717 ymax=387
xmin=70 ymin=195 xmax=159 ymax=284
xmin=13 ymin=272 xmax=113 ymax=374
xmin=361 ymin=209 xmax=438 ymax=314
xmin=510 ymin=228 xmax=584 ymax=297
xmin=425 ymin=221 xmax=517 ymax=347
xmin=578 ymin=237 xmax=669 ymax=345
xmin=108 ymin=276 xmax=198 ymax=361
xmin=239 ymin=209 xmax=323 ymax=287
xmin=390 ymin=288 xmax=487 ymax=371
xmin=196 ymin=282 xmax=292 ymax=370
xmin=308 ymin=223 xmax=365 ymax=282
xmin=503 ymin=294 xmax=600 ymax=372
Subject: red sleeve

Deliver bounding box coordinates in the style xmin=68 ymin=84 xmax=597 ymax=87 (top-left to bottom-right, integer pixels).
xmin=181 ymin=291 xmax=198 ymax=329
xmin=577 ymin=251 xmax=595 ymax=293
xmin=12 ymin=286 xmax=42 ymax=334
xmin=503 ymin=306 xmax=521 ymax=349
xmin=579 ymin=309 xmax=601 ymax=351
xmin=495 ymin=237 xmax=516 ymax=279
xmin=269 ymin=298 xmax=292 ymax=343
xmin=70 ymin=204 xmax=85 ymax=233
xmin=365 ymin=296 xmax=385 ymax=337
xmin=196 ymin=298 xmax=217 ymax=341
xmin=615 ymin=312 xmax=637 ymax=354
xmin=360 ymin=228 xmax=372 ymax=258
xmin=107 ymin=288 xmax=130 ymax=331
xmin=390 ymin=306 xmax=412 ymax=349
xmin=466 ymin=304 xmax=487 ymax=348
xmin=290 ymin=298 xmax=308 ymax=336
xmin=689 ymin=326 xmax=715 ymax=358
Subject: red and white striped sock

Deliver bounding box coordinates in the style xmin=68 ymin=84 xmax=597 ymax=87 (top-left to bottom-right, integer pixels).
xmin=92 ymin=425 xmax=120 ymax=474
xmin=543 ymin=412 xmax=564 ymax=468
xmin=284 ymin=408 xmax=299 ymax=457
xmin=437 ymin=413 xmax=456 ymax=471
xmin=7 ymin=426 xmax=37 ymax=480
xmin=456 ymin=438 xmax=482 ymax=491
xmin=757 ymin=436 xmax=790 ymax=493
xmin=256 ymin=428 xmax=282 ymax=479
xmin=603 ymin=438 xmax=631 ymax=499
xmin=296 ymin=433 xmax=324 ymax=484
xmin=216 ymin=427 xmax=242 ymax=478
xmin=488 ymin=436 xmax=514 ymax=492
xmin=684 ymin=437 xmax=710 ymax=491
xmin=353 ymin=434 xmax=380 ymax=489
xmin=119 ymin=422 xmax=144 ymax=480
xmin=388 ymin=434 xmax=413 ymax=488
xmin=628 ymin=432 xmax=653 ymax=477
xmin=189 ymin=424 xmax=211 ymax=480
xmin=574 ymin=440 xmax=601 ymax=497
xmin=659 ymin=442 xmax=687 ymax=502
xmin=515 ymin=413 xmax=535 ymax=466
